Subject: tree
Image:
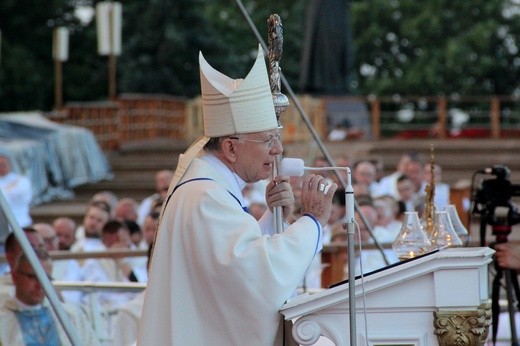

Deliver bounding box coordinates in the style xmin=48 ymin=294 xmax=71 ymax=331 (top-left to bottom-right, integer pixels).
xmin=200 ymin=0 xmax=307 ymax=87
xmin=351 ymin=0 xmax=520 ymax=96
xmin=0 ymin=0 xmax=60 ymax=111
xmin=118 ymin=0 xmax=220 ymax=97
xmin=3 ymin=0 xmax=520 ymax=112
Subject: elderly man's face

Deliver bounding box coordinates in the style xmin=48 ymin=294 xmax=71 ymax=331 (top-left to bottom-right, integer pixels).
xmin=228 ymin=128 xmax=283 ymax=183
xmin=54 ymin=219 xmax=76 ymax=251
xmin=34 ymin=224 xmax=59 ymax=252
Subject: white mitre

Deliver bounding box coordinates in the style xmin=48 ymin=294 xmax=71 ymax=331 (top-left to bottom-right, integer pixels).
xmin=163 ymin=45 xmax=278 ymax=201
xmin=199 ymin=44 xmax=278 ymax=137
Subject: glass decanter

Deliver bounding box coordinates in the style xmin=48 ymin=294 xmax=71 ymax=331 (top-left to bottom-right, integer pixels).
xmin=429 ymin=210 xmax=463 ymax=250
xmin=445 ymin=204 xmax=469 ymax=246
xmin=392 ymin=211 xmax=431 ymax=261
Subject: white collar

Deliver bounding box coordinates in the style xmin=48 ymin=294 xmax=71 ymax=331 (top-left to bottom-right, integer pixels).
xmin=201 ymin=153 xmax=247 ymax=206
xmin=13 ymin=296 xmax=43 ymax=311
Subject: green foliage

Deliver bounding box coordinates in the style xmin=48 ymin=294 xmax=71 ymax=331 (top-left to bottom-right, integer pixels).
xmin=118 ymin=0 xmax=219 ymax=96
xmin=177 ymin=0 xmax=307 ymax=92
xmin=2 ymin=0 xmax=520 ymax=111
xmin=0 ymin=0 xmax=59 ymax=111
xmin=351 ymin=0 xmax=520 ymax=96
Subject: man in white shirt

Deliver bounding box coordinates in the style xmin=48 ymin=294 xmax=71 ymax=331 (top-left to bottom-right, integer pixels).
xmin=80 ymin=220 xmax=137 ymax=310
xmin=71 ymin=201 xmax=111 ymax=253
xmin=372 ymin=152 xmax=415 ymax=199
xmin=33 ymin=223 xmax=82 ymax=304
xmin=136 ymin=170 xmax=172 ymax=226
xmin=0 ymin=154 xmax=32 ymax=227
xmin=372 ymin=196 xmax=402 ymax=244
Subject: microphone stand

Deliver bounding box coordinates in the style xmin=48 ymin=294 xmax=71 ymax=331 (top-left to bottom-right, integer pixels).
xmin=344 ymin=168 xmax=357 ymax=346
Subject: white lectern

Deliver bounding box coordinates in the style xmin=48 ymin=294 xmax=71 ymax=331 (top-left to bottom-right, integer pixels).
xmin=280 ymin=247 xmax=494 ymax=345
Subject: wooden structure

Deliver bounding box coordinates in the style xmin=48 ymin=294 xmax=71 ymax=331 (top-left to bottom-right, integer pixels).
xmin=45 ymin=93 xmax=520 ymax=151
xmin=48 ymin=94 xmax=187 ymax=151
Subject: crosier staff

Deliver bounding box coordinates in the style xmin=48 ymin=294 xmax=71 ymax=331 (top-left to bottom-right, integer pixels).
xmin=267 ymin=14 xmax=289 ymax=234
xmin=424 ymin=145 xmax=436 ymax=238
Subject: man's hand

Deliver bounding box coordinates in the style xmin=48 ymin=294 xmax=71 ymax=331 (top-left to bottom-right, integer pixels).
xmin=299 ymin=174 xmax=338 ymax=227
xmin=494 ymin=241 xmax=520 ymax=271
xmin=266 ymin=175 xmax=295 ymax=221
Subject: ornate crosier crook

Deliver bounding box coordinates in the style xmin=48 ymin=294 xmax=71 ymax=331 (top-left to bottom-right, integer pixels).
xmin=268 ymin=14 xmax=289 ymax=121
xmin=267 ymin=14 xmax=289 ymax=233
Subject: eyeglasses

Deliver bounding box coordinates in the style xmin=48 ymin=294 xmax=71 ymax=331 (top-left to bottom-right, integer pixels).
xmin=43 ymin=236 xmax=58 ymax=244
xmin=16 ymin=270 xmax=53 ymax=281
xmin=229 ymin=129 xmax=282 ymax=149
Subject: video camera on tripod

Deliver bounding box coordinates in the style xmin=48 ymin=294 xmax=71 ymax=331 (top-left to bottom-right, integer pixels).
xmin=472 ymin=165 xmax=520 ymax=246
xmin=472 ymin=166 xmax=520 ymax=345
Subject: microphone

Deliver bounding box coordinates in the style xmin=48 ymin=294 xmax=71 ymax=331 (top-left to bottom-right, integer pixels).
xmin=345 ymin=167 xmax=355 ymax=224
xmin=280 ymin=158 xmax=306 ymax=177
xmin=280 ymin=157 xmax=349 ymax=177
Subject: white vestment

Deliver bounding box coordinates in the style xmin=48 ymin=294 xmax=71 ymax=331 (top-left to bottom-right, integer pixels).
xmin=0 ymin=297 xmax=100 ymax=346
xmin=0 ymin=172 xmax=33 ymax=227
xmin=81 ymin=254 xmax=136 ymax=310
xmin=137 ymin=156 xmax=322 ymax=345
xmin=112 ymin=291 xmax=145 ymax=346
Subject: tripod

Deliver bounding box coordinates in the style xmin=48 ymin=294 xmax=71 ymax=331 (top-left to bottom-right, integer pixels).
xmin=472 ymin=166 xmax=520 ymax=344
xmin=491 ymin=254 xmax=520 ymax=345
xmin=488 ymin=224 xmax=520 ymax=345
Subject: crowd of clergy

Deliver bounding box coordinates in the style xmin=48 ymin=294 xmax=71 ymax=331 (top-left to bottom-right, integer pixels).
xmin=4 ymin=146 xmax=520 ymax=344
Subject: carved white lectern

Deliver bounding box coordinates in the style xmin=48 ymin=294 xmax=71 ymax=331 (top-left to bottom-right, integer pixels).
xmin=281 ymin=247 xmax=494 ymax=346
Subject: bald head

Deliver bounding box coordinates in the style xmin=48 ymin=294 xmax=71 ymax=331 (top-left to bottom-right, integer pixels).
xmin=53 ymin=217 xmax=77 ymax=250
xmin=156 ymin=170 xmax=173 ymax=200
xmin=33 ymin=223 xmax=59 ymax=251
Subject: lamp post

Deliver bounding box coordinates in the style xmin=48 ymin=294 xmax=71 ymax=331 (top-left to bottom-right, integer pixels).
xmin=95 ymin=1 xmax=122 ymax=101
xmin=52 ymin=27 xmax=69 ymax=110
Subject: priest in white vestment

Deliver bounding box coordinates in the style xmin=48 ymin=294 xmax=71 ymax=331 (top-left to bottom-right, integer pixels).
xmin=0 ymin=230 xmax=99 ymax=345
xmin=137 ymin=45 xmax=338 ymax=345
xmin=0 ymin=153 xmax=33 ymax=228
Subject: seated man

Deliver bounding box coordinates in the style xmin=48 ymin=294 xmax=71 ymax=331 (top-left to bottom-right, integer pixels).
xmin=0 ymin=227 xmax=46 ymax=301
xmin=80 ymin=220 xmax=137 ymax=309
xmin=0 ymin=154 xmax=33 ymax=228
xmin=71 ymin=200 xmax=111 ymax=253
xmin=33 ymin=223 xmax=83 ymax=304
xmin=0 ymin=229 xmax=99 ymax=345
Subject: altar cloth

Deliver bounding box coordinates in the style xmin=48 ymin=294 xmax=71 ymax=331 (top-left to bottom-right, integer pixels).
xmin=0 ymin=112 xmax=113 ymax=205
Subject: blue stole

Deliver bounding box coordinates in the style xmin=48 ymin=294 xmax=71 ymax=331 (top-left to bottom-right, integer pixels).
xmin=14 ymin=307 xmax=61 ymax=346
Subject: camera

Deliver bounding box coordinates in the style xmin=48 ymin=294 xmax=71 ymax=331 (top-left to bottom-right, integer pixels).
xmin=472 ymin=165 xmax=520 ymax=244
